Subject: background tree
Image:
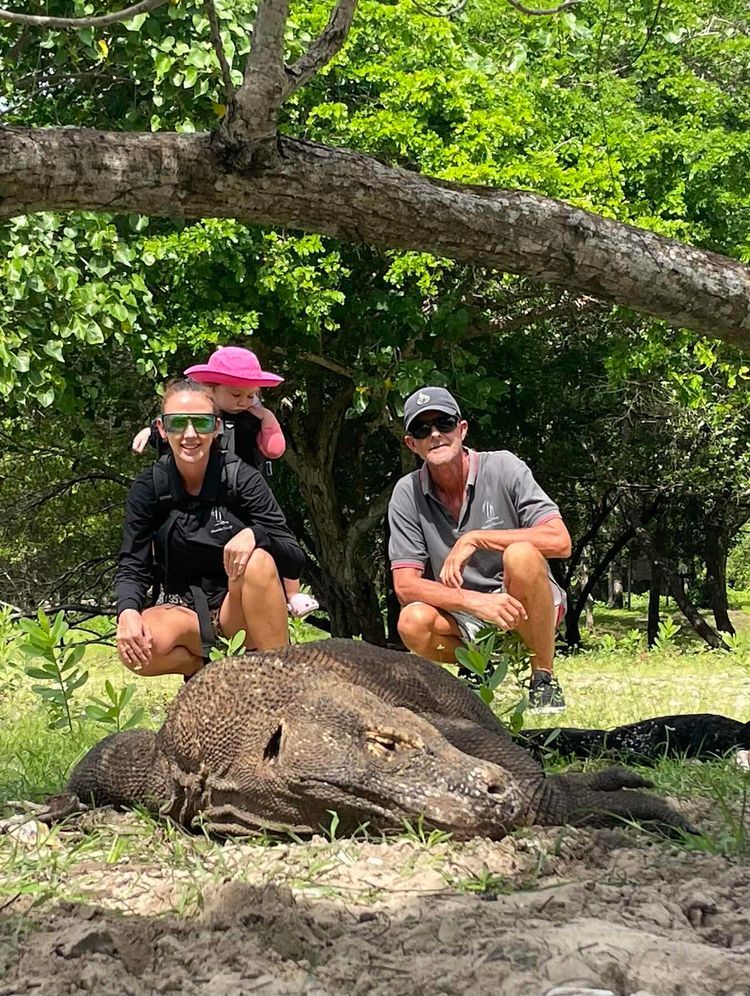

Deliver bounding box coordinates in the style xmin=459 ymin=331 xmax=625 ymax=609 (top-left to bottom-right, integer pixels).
xmin=0 ymin=0 xmax=750 ymax=340
xmin=2 ymin=0 xmax=750 ymax=642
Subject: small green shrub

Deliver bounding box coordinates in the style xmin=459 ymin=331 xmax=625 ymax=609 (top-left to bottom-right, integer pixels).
xmin=18 ymin=609 xmax=89 ymax=732
xmin=455 ymin=627 xmax=528 ymax=732
xmin=653 ymin=617 xmax=681 ymax=651
xmin=83 ymin=679 xmax=147 ymax=732
xmin=209 ymin=629 xmax=247 ymax=661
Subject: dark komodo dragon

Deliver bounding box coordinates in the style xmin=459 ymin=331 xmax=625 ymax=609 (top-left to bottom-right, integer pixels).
xmin=52 ymin=640 xmax=695 ymax=837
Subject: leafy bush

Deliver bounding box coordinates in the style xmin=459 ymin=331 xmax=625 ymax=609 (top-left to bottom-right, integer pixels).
xmin=455 ymin=627 xmax=528 ymax=732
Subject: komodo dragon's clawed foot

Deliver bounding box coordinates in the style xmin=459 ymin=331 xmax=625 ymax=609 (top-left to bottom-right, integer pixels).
xmin=557 ymin=766 xmax=654 ymax=792
xmin=2 ymin=793 xmax=89 ymax=828
xmin=567 ymin=787 xmax=699 ymax=836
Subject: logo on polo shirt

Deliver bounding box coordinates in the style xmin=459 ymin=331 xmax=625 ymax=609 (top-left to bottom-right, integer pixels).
xmin=416 ymin=391 xmax=431 ymax=406
xmin=482 ymin=499 xmax=504 ymax=528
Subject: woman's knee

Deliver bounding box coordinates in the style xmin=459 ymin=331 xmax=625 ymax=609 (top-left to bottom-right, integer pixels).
xmin=241 ymin=547 xmax=281 ymax=588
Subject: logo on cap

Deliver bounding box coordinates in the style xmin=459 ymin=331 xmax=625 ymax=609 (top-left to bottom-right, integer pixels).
xmin=416 ymin=391 xmax=431 ymax=406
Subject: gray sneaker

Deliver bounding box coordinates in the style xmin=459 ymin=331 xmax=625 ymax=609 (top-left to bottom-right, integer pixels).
xmin=528 ymin=670 xmax=566 ymax=713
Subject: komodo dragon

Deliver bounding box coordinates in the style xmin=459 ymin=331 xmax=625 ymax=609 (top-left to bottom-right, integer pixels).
xmin=47 ymin=639 xmax=695 ymax=837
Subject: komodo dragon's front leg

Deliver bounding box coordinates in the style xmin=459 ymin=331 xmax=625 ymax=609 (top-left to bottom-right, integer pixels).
xmin=424 ymin=714 xmax=697 ymax=834
xmin=65 ymin=729 xmax=176 ymax=815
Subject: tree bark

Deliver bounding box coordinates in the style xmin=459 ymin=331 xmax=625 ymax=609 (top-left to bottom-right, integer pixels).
xmin=647 ymin=563 xmax=661 ymax=648
xmin=607 ymin=563 xmax=624 ymax=609
xmin=633 ymin=523 xmax=728 ymax=650
xmin=704 ymin=522 xmax=735 ymax=635
xmin=2 ymin=128 xmax=750 ymax=347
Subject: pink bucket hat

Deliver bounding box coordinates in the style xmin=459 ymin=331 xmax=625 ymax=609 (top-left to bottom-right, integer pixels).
xmin=184 ymin=347 xmax=284 ymax=388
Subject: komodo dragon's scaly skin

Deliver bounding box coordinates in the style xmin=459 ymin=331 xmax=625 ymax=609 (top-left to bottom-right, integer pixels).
xmin=58 ymin=640 xmax=694 ymax=837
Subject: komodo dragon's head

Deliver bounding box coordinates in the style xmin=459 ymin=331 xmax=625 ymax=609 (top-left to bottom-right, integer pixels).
xmin=204 ymin=676 xmax=526 ymax=838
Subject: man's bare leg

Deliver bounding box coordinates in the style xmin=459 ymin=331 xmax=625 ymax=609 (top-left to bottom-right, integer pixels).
xmin=502 ymin=541 xmax=557 ymax=674
xmin=222 ymin=548 xmax=288 ymax=651
xmin=397 ymin=602 xmax=463 ymax=663
xmin=122 ymin=605 xmax=204 ymax=678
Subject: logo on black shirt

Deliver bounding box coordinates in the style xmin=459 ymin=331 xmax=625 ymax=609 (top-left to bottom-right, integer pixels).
xmin=210 ymin=508 xmax=233 ymax=535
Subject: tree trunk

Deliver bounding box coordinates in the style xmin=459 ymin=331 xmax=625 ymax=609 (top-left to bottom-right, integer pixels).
xmin=647 ymin=564 xmax=661 ymax=648
xmin=704 ymin=522 xmax=735 ymax=635
xmin=607 ymin=563 xmax=624 ymax=609
xmin=630 ymin=521 xmax=728 ymax=650
xmin=2 ymin=127 xmax=750 ymax=347
xmin=565 ymin=526 xmax=636 ymax=647
xmin=287 ymin=458 xmax=385 ymax=644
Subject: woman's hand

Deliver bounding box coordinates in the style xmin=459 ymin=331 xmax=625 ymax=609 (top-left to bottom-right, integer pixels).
xmin=116 ymin=609 xmax=152 ymax=669
xmin=131 ymin=426 xmax=151 ymax=454
xmin=439 ymin=533 xmax=479 ymax=588
xmin=224 ymin=528 xmax=257 ymax=581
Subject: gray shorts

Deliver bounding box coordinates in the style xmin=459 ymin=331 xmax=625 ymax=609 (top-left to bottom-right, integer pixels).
xmin=449 ymin=579 xmax=566 ymax=645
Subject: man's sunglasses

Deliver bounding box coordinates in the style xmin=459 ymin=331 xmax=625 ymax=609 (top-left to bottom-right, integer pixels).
xmin=161 ymin=413 xmax=218 ymax=434
xmin=408 ymin=414 xmax=460 ymax=439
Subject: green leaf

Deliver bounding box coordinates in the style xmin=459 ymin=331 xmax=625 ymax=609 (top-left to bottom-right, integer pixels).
xmin=84 ymin=704 xmax=112 ymax=721
xmin=25 ymin=666 xmax=58 ymax=681
xmin=121 ymin=709 xmax=148 ymax=730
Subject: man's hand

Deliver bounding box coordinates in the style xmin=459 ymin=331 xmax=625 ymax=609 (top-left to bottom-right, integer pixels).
xmin=116 ymin=609 xmax=152 ymax=669
xmin=223 ymin=528 xmax=257 ymax=581
xmin=440 ymin=533 xmax=479 ymax=588
xmin=463 ymin=590 xmax=527 ymax=631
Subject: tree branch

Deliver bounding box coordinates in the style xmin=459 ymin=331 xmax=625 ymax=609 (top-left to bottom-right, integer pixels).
xmin=283 ymin=0 xmax=359 ymax=98
xmin=228 ymin=0 xmax=289 ymax=147
xmin=3 ymin=127 xmax=750 ymax=347
xmin=203 ymin=0 xmax=235 ymax=105
xmin=345 ymin=480 xmax=395 ymax=561
xmin=0 ymin=0 xmax=167 ymax=29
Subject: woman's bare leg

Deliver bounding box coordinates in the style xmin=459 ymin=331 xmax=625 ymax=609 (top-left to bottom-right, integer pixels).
xmin=121 ymin=605 xmax=204 ymax=677
xmin=220 ymin=548 xmax=289 ymax=651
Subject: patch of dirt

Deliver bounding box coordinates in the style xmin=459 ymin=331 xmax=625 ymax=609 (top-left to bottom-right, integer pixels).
xmin=2 ymin=812 xmax=750 ymax=996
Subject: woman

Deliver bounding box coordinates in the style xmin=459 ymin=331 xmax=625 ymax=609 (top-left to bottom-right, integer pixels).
xmin=115 ymin=378 xmax=305 ymax=677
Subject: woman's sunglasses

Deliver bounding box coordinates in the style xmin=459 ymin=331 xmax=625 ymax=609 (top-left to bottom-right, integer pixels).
xmin=408 ymin=414 xmax=459 ymax=439
xmin=161 ymin=413 xmax=218 ymax=434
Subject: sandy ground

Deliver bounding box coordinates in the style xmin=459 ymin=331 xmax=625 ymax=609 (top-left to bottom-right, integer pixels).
xmin=1 ymin=800 xmax=750 ymax=996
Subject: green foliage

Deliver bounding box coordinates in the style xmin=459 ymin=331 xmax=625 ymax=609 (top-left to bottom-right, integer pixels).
xmin=455 ymin=627 xmax=528 ymax=731
xmin=2 ymin=0 xmax=750 ymax=641
xmin=17 ymin=610 xmax=89 ymax=732
xmin=729 ymin=531 xmax=750 ymax=591
xmin=209 ymin=629 xmax=247 ymax=661
xmin=653 ymin=617 xmax=682 ymax=651
xmin=83 ymin=679 xmax=147 ymax=732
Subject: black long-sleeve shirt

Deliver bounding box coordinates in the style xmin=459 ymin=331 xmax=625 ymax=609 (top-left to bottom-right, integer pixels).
xmin=115 ymin=450 xmax=304 ymax=617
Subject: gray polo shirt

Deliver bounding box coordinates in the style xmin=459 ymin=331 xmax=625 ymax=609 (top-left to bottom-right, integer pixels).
xmin=388 ymin=449 xmax=561 ymax=592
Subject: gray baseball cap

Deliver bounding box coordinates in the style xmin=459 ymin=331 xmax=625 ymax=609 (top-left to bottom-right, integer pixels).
xmin=403 ymin=386 xmax=462 ymax=433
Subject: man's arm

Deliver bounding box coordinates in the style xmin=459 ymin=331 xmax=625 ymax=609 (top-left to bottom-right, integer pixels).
xmin=392 ymin=567 xmax=527 ymax=630
xmin=439 ymin=516 xmax=571 ymax=588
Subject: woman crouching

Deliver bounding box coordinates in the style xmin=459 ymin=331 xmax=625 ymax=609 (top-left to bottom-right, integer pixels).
xmin=114 ymin=378 xmax=305 ymax=677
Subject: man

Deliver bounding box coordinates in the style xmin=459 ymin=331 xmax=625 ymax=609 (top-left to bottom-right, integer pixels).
xmin=387 ymin=386 xmax=571 ymax=712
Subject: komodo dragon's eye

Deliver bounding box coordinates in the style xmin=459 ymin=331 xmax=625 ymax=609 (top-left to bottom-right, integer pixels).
xmin=366 ymin=730 xmax=423 ymax=759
